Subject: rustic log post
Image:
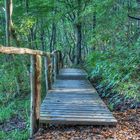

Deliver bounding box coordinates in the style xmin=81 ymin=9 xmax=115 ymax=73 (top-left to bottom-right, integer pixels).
xmin=48 ymin=56 xmax=52 ymax=90
xmin=30 ymin=55 xmax=42 ymax=137
xmin=44 ymin=56 xmax=48 ymax=92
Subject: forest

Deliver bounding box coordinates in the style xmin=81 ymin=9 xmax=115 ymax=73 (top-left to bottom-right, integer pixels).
xmin=0 ymin=0 xmax=140 ymax=140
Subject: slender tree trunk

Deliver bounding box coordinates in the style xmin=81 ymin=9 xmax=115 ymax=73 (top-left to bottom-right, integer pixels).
xmin=75 ymin=23 xmax=82 ymax=64
xmin=40 ymin=18 xmax=45 ymax=51
xmin=75 ymin=0 xmax=82 ymax=64
xmin=40 ymin=29 xmax=45 ymax=51
xmin=92 ymin=12 xmax=96 ymax=50
xmin=5 ymin=0 xmax=11 ymax=46
xmin=49 ymin=22 xmax=56 ymax=52
xmin=25 ymin=0 xmax=29 ymax=13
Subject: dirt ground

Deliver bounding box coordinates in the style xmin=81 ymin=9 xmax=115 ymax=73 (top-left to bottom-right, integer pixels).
xmin=33 ymin=109 xmax=140 ymax=140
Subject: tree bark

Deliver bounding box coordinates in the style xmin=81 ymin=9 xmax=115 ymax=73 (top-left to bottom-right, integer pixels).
xmin=49 ymin=23 xmax=56 ymax=52
xmin=5 ymin=0 xmax=11 ymax=46
xmin=75 ymin=0 xmax=82 ymax=65
xmin=75 ymin=23 xmax=82 ymax=65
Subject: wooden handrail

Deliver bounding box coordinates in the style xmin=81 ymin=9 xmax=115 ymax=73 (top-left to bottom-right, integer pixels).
xmin=0 ymin=45 xmax=50 ymax=56
xmin=0 ymin=46 xmax=62 ymax=58
xmin=0 ymin=45 xmax=63 ymax=137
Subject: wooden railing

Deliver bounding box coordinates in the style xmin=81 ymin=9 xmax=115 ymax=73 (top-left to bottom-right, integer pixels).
xmin=0 ymin=45 xmax=63 ymax=137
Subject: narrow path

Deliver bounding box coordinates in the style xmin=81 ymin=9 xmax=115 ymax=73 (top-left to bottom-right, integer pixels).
xmin=40 ymin=68 xmax=117 ymax=125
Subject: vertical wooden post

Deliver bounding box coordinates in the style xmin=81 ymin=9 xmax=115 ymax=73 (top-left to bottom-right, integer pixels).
xmin=44 ymin=56 xmax=48 ymax=93
xmin=47 ymin=55 xmax=52 ymax=90
xmin=30 ymin=55 xmax=42 ymax=137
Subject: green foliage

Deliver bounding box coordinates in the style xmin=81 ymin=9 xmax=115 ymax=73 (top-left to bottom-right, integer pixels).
xmin=84 ymin=0 xmax=140 ymax=110
xmin=0 ymin=129 xmax=29 ymax=140
xmin=86 ymin=41 xmax=140 ymax=109
xmin=18 ymin=16 xmax=36 ymax=35
xmin=0 ymin=55 xmax=30 ymax=94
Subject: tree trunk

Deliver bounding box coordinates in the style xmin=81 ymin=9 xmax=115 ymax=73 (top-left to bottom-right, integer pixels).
xmin=49 ymin=23 xmax=56 ymax=52
xmin=75 ymin=23 xmax=82 ymax=64
xmin=75 ymin=0 xmax=82 ymax=65
xmin=40 ymin=19 xmax=45 ymax=51
xmin=5 ymin=0 xmax=11 ymax=46
xmin=25 ymin=0 xmax=29 ymax=13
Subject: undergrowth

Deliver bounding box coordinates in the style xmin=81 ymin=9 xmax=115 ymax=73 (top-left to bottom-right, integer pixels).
xmin=0 ymin=55 xmax=30 ymax=140
xmin=86 ymin=41 xmax=140 ymax=111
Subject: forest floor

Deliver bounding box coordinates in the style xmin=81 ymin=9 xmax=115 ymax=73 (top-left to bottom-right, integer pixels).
xmin=0 ymin=84 xmax=140 ymax=140
xmin=34 ymin=109 xmax=140 ymax=140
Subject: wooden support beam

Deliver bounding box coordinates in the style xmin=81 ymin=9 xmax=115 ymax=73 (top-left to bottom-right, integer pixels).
xmin=30 ymin=55 xmax=42 ymax=137
xmin=53 ymin=53 xmax=57 ymax=82
xmin=48 ymin=64 xmax=52 ymax=90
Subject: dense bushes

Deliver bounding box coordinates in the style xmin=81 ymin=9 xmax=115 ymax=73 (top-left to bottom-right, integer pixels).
xmin=0 ymin=55 xmax=30 ymax=95
xmin=86 ymin=40 xmax=140 ymax=110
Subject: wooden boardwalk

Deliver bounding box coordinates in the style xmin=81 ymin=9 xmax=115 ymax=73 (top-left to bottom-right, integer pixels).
xmin=40 ymin=68 xmax=117 ymax=125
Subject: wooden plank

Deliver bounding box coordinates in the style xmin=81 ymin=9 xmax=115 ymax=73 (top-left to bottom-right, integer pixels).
xmin=41 ymin=103 xmax=107 ymax=107
xmin=42 ymin=99 xmax=102 ymax=103
xmin=40 ymin=117 xmax=117 ymax=126
xmin=59 ymin=68 xmax=85 ymax=72
xmin=40 ymin=113 xmax=112 ymax=117
xmin=41 ymin=107 xmax=108 ymax=111
xmin=48 ymin=88 xmax=97 ymax=92
xmin=40 ymin=116 xmax=116 ymax=121
xmin=41 ymin=110 xmax=112 ymax=115
xmin=41 ymin=102 xmax=106 ymax=105
xmin=44 ymin=97 xmax=100 ymax=100
xmin=57 ymin=75 xmax=87 ymax=80
xmin=40 ymin=115 xmax=115 ymax=120
xmin=40 ymin=112 xmax=112 ymax=116
xmin=40 ymin=109 xmax=110 ymax=113
xmin=40 ymin=107 xmax=108 ymax=111
xmin=53 ymin=80 xmax=93 ymax=88
xmin=57 ymin=68 xmax=87 ymax=80
xmin=46 ymin=94 xmax=98 ymax=98
xmin=46 ymin=92 xmax=97 ymax=95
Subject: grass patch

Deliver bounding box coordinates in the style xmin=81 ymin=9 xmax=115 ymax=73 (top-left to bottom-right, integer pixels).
xmin=0 ymin=94 xmax=30 ymax=140
xmin=0 ymin=129 xmax=29 ymax=140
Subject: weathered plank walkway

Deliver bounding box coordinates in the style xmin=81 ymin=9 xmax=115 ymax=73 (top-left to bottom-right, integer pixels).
xmin=40 ymin=68 xmax=117 ymax=125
